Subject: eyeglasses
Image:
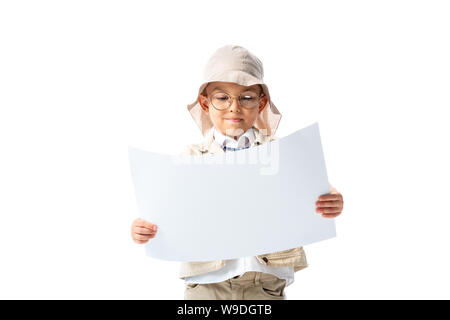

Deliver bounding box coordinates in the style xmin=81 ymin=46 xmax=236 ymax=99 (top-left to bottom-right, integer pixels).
xmin=209 ymin=91 xmax=263 ymax=111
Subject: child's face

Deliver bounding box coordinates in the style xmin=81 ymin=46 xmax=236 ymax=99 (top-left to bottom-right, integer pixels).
xmin=198 ymin=81 xmax=268 ymax=139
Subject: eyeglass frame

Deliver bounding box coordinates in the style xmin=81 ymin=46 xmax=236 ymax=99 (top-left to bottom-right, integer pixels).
xmin=207 ymin=91 xmax=265 ymax=111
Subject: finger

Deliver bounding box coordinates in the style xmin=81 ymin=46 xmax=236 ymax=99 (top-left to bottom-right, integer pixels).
xmin=133 ymin=234 xmax=155 ymax=241
xmin=317 ymin=207 xmax=342 ymax=214
xmin=136 ymin=219 xmax=157 ymax=231
xmin=134 ymin=227 xmax=155 ymax=235
xmin=134 ymin=218 xmax=147 ymax=227
xmin=316 ymin=200 xmax=342 ymax=208
xmin=322 ymin=212 xmax=341 ymax=218
xmin=318 ymin=194 xmax=341 ymax=201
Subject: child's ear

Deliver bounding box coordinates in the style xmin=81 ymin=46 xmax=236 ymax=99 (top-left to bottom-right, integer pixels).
xmin=258 ymin=96 xmax=268 ymax=114
xmin=198 ymin=94 xmax=210 ymax=114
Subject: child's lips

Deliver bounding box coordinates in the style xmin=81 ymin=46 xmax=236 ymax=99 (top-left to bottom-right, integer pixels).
xmin=225 ymin=118 xmax=242 ymax=122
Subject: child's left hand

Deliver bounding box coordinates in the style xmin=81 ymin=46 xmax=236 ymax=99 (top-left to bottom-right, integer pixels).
xmin=315 ymin=186 xmax=344 ymax=218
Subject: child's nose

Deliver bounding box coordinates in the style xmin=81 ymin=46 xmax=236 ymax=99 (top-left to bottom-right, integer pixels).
xmin=229 ymin=98 xmax=241 ymax=112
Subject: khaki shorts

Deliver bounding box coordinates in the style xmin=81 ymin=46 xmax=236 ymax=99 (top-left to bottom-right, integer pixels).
xmin=184 ymin=271 xmax=287 ymax=300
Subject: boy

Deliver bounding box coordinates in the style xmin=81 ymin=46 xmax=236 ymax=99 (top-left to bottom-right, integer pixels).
xmin=131 ymin=45 xmax=344 ymax=299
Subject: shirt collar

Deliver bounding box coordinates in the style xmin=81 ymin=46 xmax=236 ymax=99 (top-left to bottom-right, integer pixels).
xmin=213 ymin=126 xmax=256 ymax=149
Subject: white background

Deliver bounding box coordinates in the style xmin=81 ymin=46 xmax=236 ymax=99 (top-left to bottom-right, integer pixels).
xmin=1 ymin=0 xmax=449 ymax=299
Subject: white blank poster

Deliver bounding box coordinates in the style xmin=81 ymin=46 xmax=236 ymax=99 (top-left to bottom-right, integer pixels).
xmin=129 ymin=122 xmax=336 ymax=262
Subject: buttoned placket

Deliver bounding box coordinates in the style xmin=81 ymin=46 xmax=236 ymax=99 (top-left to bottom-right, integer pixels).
xmin=213 ymin=127 xmax=256 ymax=152
xmin=225 ymin=135 xmax=249 ymax=149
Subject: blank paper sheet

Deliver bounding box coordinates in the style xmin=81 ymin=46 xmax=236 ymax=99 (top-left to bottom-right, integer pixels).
xmin=128 ymin=122 xmax=336 ymax=262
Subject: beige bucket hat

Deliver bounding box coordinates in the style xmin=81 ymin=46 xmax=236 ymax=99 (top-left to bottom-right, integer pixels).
xmin=187 ymin=45 xmax=282 ymax=137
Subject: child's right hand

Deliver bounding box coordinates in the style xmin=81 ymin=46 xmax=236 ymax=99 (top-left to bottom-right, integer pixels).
xmin=131 ymin=218 xmax=158 ymax=244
